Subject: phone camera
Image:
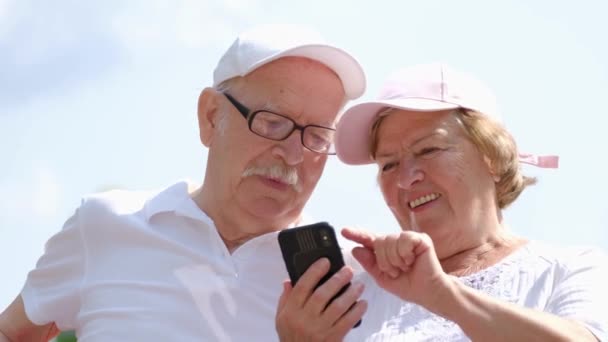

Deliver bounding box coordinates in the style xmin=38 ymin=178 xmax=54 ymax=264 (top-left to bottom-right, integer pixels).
xmin=320 ymin=230 xmax=332 ymax=247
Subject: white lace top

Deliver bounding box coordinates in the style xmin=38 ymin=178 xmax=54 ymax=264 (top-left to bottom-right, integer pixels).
xmin=345 ymin=242 xmax=607 ymax=341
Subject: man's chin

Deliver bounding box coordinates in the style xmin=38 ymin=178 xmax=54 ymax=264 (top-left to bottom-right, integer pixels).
xmin=246 ymin=197 xmax=304 ymax=223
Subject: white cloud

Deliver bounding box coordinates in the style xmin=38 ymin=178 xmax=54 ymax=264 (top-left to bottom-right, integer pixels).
xmin=12 ymin=11 xmax=79 ymax=67
xmin=221 ymin=0 xmax=257 ymax=12
xmin=31 ymin=167 xmax=62 ymax=217
xmin=111 ymin=0 xmax=258 ymax=52
xmin=175 ymin=0 xmax=238 ymax=48
xmin=0 ymin=0 xmax=7 ymax=18
xmin=0 ymin=0 xmax=17 ymax=39
xmin=0 ymin=164 xmax=62 ymax=220
xmin=0 ymin=1 xmax=125 ymax=106
xmin=110 ymin=1 xmax=172 ymax=51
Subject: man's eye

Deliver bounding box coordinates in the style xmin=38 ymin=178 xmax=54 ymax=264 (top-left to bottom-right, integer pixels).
xmin=310 ymin=133 xmax=329 ymax=144
xmin=260 ymin=118 xmax=284 ymax=127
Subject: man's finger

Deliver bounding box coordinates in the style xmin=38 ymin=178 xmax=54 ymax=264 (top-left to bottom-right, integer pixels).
xmin=276 ymin=280 xmax=292 ymax=312
xmin=329 ymin=300 xmax=368 ymax=340
xmin=322 ymin=281 xmax=364 ymax=324
xmin=290 ymin=258 xmax=331 ymax=308
xmin=308 ymin=266 xmax=354 ymax=315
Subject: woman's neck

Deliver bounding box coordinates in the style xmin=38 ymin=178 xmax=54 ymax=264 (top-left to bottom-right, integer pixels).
xmin=439 ymin=232 xmax=527 ymax=277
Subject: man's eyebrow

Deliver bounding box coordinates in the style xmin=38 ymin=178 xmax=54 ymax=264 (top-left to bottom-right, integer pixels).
xmin=259 ymin=98 xmax=296 ymax=116
xmin=259 ymin=100 xmax=336 ymax=127
xmin=258 ymin=98 xmax=278 ymax=112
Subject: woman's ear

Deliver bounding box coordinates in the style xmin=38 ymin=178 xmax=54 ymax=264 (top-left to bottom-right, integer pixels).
xmin=484 ymin=156 xmax=501 ymax=183
xmin=197 ymin=88 xmax=221 ymax=147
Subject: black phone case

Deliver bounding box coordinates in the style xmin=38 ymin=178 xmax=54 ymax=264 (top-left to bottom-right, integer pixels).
xmin=278 ymin=222 xmax=345 ymax=286
xmin=278 ymin=222 xmax=361 ymax=328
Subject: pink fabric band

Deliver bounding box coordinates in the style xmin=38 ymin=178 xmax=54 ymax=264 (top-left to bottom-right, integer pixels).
xmin=519 ymin=153 xmax=559 ymax=168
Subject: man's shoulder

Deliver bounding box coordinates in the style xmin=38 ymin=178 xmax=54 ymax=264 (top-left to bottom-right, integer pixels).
xmin=78 ymin=180 xmax=194 ymax=217
xmin=85 ymin=188 xmax=154 ymax=207
xmin=80 ymin=187 xmax=158 ymax=216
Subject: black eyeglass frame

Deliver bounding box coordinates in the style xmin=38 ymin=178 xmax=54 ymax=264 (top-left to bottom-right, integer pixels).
xmin=223 ymin=92 xmax=337 ymax=155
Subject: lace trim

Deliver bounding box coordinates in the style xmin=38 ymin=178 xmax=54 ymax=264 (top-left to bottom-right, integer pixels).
xmin=458 ymin=243 xmax=529 ymax=300
xmin=366 ymin=245 xmax=533 ymax=341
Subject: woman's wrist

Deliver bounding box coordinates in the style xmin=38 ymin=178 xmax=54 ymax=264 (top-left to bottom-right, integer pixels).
xmin=417 ymin=274 xmax=458 ymax=318
xmin=417 ymin=274 xmax=464 ymax=319
xmin=428 ymin=277 xmax=501 ymax=335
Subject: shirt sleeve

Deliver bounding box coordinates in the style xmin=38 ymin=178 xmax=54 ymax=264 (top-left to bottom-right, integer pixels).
xmin=20 ymin=202 xmax=87 ymax=331
xmin=545 ymin=248 xmax=608 ymax=341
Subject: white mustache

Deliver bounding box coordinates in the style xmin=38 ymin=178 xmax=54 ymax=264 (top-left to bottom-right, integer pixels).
xmin=242 ymin=164 xmax=302 ymax=192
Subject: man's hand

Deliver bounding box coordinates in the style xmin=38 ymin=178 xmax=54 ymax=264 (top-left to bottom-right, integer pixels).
xmin=275 ymin=258 xmax=367 ymax=341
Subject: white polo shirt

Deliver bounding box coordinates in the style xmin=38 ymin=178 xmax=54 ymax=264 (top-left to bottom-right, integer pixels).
xmin=21 ymin=180 xmax=362 ymax=341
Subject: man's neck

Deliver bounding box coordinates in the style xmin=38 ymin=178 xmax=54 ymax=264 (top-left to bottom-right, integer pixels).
xmin=190 ymin=185 xmax=301 ymax=254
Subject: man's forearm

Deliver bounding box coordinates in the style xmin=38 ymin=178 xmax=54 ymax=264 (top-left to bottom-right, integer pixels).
xmin=1 ymin=295 xmax=62 ymax=342
xmin=0 ymin=330 xmax=13 ymax=342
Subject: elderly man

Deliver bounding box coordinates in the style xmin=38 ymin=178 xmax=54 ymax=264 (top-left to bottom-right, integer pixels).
xmin=0 ymin=25 xmax=366 ymax=341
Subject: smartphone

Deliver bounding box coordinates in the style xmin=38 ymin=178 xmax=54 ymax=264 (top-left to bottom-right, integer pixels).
xmin=278 ymin=221 xmax=361 ymax=328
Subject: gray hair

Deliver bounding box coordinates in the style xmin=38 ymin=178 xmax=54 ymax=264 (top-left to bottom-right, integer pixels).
xmin=215 ymin=73 xmax=348 ymax=131
xmin=213 ymin=77 xmax=245 ymax=136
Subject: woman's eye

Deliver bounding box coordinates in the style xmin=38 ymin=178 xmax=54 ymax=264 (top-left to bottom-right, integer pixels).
xmin=381 ymin=161 xmax=398 ymax=172
xmin=417 ymin=147 xmax=441 ymax=157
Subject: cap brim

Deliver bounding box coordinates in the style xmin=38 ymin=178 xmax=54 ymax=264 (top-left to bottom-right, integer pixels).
xmin=246 ymin=44 xmax=366 ymax=100
xmin=335 ymin=98 xmax=460 ymax=165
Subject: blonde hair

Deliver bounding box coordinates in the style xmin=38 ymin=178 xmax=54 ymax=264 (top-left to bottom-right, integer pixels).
xmin=369 ymin=108 xmax=536 ymax=209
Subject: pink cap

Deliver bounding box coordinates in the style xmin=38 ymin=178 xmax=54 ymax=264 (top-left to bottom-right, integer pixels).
xmin=335 ymin=63 xmax=558 ymax=168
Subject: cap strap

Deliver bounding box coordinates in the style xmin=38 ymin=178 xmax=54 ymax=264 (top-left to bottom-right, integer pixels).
xmin=519 ymin=153 xmax=559 ymax=168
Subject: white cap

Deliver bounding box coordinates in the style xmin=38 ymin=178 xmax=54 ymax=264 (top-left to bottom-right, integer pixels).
xmin=213 ymin=24 xmax=366 ymax=100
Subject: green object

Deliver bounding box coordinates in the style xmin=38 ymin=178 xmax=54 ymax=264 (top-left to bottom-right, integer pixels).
xmin=56 ymin=331 xmax=77 ymax=342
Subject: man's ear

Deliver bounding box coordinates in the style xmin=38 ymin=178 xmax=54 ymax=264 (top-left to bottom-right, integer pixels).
xmin=197 ymin=88 xmax=221 ymax=147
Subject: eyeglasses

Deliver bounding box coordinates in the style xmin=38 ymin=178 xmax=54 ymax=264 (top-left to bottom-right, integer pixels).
xmin=223 ymin=92 xmax=336 ymax=155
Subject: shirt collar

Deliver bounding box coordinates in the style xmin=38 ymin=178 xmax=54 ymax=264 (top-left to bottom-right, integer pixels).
xmin=143 ymin=180 xmax=214 ymax=227
xmin=143 ymin=180 xmax=311 ymax=230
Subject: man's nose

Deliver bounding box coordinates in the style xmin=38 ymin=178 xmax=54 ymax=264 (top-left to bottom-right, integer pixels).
xmin=272 ymin=130 xmax=304 ymax=166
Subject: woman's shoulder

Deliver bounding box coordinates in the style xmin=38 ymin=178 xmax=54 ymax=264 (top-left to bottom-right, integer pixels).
xmin=462 ymin=241 xmax=606 ymax=286
xmin=515 ymin=241 xmax=608 ymax=278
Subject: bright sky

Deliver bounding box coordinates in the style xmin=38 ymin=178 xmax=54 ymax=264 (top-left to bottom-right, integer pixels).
xmin=1 ymin=0 xmax=607 ymax=309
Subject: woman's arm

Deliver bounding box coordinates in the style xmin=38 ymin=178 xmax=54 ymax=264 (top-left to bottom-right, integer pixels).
xmin=438 ymin=278 xmax=597 ymax=341
xmin=342 ymin=228 xmax=601 ymax=342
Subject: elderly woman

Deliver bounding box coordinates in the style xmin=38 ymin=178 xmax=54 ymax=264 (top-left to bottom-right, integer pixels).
xmin=275 ymin=64 xmax=607 ymax=341
xmin=338 ymin=63 xmax=607 ymax=341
